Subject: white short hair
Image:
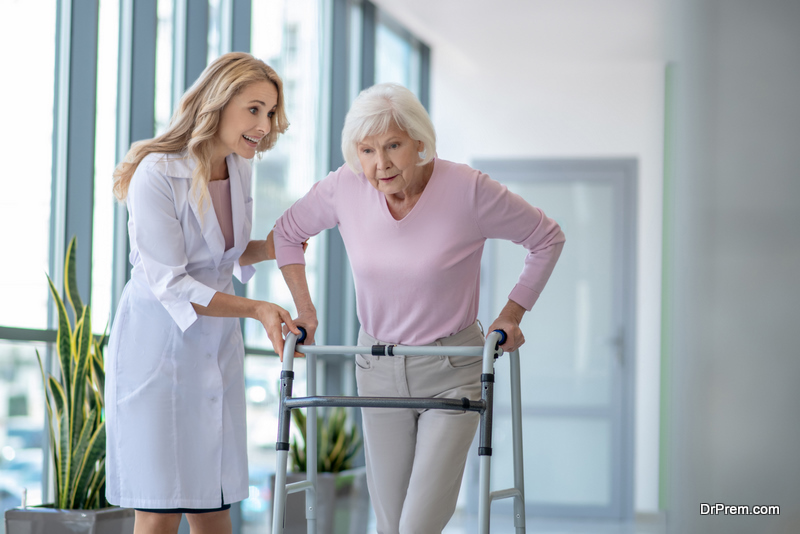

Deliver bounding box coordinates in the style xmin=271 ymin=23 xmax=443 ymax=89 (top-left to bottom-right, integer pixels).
xmin=341 ymin=83 xmax=436 ymax=173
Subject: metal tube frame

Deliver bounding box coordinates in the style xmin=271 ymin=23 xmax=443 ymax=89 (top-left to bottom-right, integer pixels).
xmin=272 ymin=331 xmax=526 ymax=534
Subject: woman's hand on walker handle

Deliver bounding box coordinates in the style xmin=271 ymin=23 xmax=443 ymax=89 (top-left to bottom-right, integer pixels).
xmin=488 ymin=299 xmax=527 ymax=352
xmin=282 ymin=308 xmax=318 ymax=359
xmin=255 ymin=301 xmax=300 ymax=359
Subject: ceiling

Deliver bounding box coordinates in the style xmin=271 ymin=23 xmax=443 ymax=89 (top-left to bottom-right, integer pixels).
xmin=370 ymin=0 xmax=666 ymax=65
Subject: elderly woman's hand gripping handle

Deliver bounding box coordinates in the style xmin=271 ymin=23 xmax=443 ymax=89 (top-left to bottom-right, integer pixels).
xmin=488 ymin=299 xmax=527 ymax=353
xmin=279 ymin=263 xmax=319 ymax=359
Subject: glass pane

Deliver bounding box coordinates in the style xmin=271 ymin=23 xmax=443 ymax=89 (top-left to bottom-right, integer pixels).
xmin=348 ymin=2 xmax=363 ymax=102
xmin=375 ymin=21 xmax=420 ymax=96
xmin=92 ymin=0 xmax=121 ymax=334
xmin=0 ymin=1 xmax=57 ymax=329
xmin=491 ymin=415 xmax=612 ymax=506
xmin=241 ymin=355 xmax=308 ymax=530
xmin=490 ymin=182 xmax=617 ymax=408
xmin=246 ymin=0 xmax=323 ymax=350
xmin=206 ymin=0 xmax=223 ymax=65
xmin=0 ymin=341 xmax=48 ymax=516
xmin=154 ymin=0 xmax=175 ymax=136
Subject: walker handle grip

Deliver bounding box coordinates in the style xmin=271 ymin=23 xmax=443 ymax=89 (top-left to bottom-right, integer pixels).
xmin=492 ymin=329 xmax=507 ymax=348
xmin=296 ymin=326 xmax=307 ymax=343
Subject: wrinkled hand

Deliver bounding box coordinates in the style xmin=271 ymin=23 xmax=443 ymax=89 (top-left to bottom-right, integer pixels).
xmin=256 ymin=301 xmax=299 ymax=359
xmin=487 ymin=300 xmax=527 ymax=352
xmin=281 ymin=308 xmax=318 ymax=360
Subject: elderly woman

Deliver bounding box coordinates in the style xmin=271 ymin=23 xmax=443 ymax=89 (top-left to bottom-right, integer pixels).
xmin=273 ymin=82 xmax=564 ymax=533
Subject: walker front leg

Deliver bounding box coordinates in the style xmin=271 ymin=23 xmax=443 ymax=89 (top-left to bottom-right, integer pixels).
xmin=509 ymin=349 xmax=526 ymax=533
xmin=478 ymin=330 xmax=504 ymax=534
xmin=272 ymin=331 xmax=303 ymax=534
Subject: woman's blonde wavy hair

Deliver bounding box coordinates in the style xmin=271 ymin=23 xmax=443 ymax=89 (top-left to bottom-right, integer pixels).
xmin=112 ymin=52 xmax=288 ymax=204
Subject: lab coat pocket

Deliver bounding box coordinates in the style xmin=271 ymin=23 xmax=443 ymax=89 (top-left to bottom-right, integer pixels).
xmin=116 ymin=308 xmax=174 ymax=404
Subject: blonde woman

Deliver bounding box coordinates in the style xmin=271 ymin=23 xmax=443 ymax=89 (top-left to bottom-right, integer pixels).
xmin=106 ymin=52 xmax=299 ymax=534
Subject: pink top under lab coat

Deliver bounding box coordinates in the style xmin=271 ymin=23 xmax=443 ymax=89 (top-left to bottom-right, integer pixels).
xmin=274 ymin=158 xmax=565 ymax=345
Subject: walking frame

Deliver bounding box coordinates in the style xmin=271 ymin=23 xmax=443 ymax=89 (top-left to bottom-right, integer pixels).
xmin=272 ymin=328 xmax=526 ymax=534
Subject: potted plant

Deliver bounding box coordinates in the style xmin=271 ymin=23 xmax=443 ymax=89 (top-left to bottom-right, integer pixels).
xmin=4 ymin=237 xmax=134 ymax=534
xmin=272 ymin=407 xmax=369 ymax=534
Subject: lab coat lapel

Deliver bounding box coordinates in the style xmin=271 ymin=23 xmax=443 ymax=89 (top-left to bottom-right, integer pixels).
xmin=189 ymin=188 xmax=226 ymax=267
xmin=227 ymin=154 xmax=246 ymax=252
xmin=167 ymin=154 xmax=226 ymax=267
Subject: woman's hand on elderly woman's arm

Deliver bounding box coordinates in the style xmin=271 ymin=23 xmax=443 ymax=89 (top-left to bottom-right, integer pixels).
xmin=239 ymin=230 xmax=308 ymax=267
xmin=487 ymin=299 xmax=527 ymax=353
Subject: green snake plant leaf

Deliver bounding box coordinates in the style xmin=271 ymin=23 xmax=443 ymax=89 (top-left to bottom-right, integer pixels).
xmin=85 ymin=463 xmax=106 ymax=509
xmin=292 ymin=409 xmax=307 ymax=442
xmin=64 ymin=236 xmax=84 ymax=321
xmin=37 ymin=350 xmax=61 ymax=496
xmin=48 ymin=378 xmax=71 ymax=508
xmin=68 ymin=408 xmax=97 ymax=508
xmin=47 ymin=275 xmax=73 ymax=400
xmin=70 ymin=306 xmax=91 ymax=452
xmin=91 ymin=340 xmax=105 ymax=402
xmin=290 ymin=436 xmax=306 ymax=473
xmin=70 ymin=421 xmax=106 ymax=509
xmin=41 ymin=236 xmax=108 ymax=509
xmin=290 ymin=407 xmax=361 ymax=474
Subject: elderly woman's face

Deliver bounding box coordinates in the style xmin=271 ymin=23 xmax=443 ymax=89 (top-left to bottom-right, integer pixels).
xmin=356 ymin=123 xmax=425 ymax=196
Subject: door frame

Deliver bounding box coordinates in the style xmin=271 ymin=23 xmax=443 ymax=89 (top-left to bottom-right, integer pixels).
xmin=473 ymin=158 xmax=637 ymax=519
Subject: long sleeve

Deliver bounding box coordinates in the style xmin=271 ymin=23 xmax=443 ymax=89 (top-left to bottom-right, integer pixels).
xmin=127 ymin=161 xmax=217 ymax=331
xmin=274 ymin=169 xmax=342 ymax=268
xmin=474 ymin=171 xmax=565 ymax=310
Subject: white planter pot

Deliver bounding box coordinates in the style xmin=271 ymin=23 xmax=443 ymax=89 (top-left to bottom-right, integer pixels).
xmin=4 ymin=505 xmax=135 ymax=534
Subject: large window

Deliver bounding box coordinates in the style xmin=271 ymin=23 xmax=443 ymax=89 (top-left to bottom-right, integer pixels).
xmin=0 ymin=341 xmax=49 ymax=515
xmin=0 ymin=1 xmax=58 ymax=331
xmin=244 ymin=0 xmax=325 ymax=351
xmin=0 ymin=2 xmax=58 ymax=524
xmin=91 ymin=0 xmax=121 ymax=335
xmin=375 ymin=13 xmax=423 ymax=97
xmin=0 ymin=2 xmax=428 ymax=531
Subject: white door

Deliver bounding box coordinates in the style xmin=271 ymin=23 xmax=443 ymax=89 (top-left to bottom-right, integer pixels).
xmin=476 ymin=159 xmax=636 ymax=519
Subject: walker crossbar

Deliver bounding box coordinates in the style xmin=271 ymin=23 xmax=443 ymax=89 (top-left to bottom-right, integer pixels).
xmin=284 ymin=395 xmax=486 ymax=412
xmin=295 ymin=344 xmax=489 ymax=357
xmin=271 ymin=329 xmax=527 ymax=534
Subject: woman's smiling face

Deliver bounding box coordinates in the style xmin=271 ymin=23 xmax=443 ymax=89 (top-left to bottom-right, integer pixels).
xmin=215 ymin=80 xmax=278 ymax=160
xmin=356 ymin=123 xmax=426 ymax=196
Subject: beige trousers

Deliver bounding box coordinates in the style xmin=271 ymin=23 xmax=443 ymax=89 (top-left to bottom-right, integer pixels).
xmin=356 ymin=323 xmax=484 ymax=534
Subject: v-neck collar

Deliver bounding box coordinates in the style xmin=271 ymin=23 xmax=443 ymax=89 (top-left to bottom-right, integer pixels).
xmin=378 ymin=159 xmax=438 ymax=226
xmin=166 ymin=152 xmax=246 ymax=265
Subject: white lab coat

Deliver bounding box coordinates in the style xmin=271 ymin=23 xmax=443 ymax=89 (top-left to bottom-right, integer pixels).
xmin=105 ymin=151 xmax=256 ymax=509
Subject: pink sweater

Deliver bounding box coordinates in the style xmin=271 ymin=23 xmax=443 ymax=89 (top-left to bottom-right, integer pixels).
xmin=274 ymin=158 xmax=565 ymax=345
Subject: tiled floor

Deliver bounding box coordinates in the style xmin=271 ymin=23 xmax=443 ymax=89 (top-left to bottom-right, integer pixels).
xmin=439 ymin=510 xmax=666 ymax=534
xmin=364 ymin=509 xmax=667 ymax=534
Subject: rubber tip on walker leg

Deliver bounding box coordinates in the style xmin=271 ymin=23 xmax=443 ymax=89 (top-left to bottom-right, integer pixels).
xmin=479 ymin=447 xmax=492 ymax=456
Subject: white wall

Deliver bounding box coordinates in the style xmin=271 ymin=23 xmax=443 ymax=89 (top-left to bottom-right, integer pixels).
xmin=373 ymin=0 xmax=666 ymax=514
xmin=665 ymin=1 xmax=800 ymax=532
